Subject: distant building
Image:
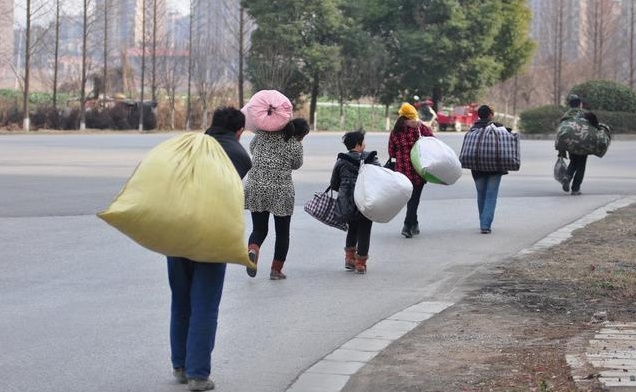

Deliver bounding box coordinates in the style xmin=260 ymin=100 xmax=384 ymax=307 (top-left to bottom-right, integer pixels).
xmin=94 ymin=0 xmax=167 ymax=64
xmin=528 ymin=0 xmax=623 ymax=64
xmin=528 ymin=0 xmax=588 ymax=62
xmin=0 ymin=0 xmax=14 ymax=88
xmin=191 ymin=0 xmax=250 ymax=85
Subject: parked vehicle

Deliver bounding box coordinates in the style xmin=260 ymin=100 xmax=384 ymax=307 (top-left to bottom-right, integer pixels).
xmin=436 ymin=103 xmax=478 ymax=132
xmin=414 ymin=97 xmax=478 ymax=132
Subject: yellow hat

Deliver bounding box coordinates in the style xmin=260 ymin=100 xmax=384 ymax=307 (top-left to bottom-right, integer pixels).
xmin=398 ymin=103 xmax=418 ymax=120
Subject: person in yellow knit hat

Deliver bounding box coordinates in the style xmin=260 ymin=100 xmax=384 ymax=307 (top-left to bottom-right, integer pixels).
xmin=388 ymin=103 xmax=435 ymax=238
xmin=398 ymin=102 xmax=419 ymax=120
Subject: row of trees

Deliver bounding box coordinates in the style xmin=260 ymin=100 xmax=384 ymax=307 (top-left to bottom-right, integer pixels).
xmin=10 ymin=0 xmax=636 ymax=131
xmin=244 ymin=0 xmax=536 ymax=127
xmin=13 ymin=0 xmax=535 ymax=131
xmin=490 ymin=0 xmax=636 ymax=117
xmin=14 ymin=0 xmax=252 ymax=131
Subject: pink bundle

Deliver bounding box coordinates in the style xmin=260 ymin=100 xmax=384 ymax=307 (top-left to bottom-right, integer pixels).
xmin=242 ymin=90 xmax=293 ymax=132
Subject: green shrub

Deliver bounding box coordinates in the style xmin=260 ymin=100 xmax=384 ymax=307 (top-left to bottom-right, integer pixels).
xmin=519 ymin=106 xmax=636 ymax=134
xmin=594 ymin=110 xmax=636 ymax=134
xmin=570 ymin=80 xmax=636 ymax=113
xmin=518 ymin=105 xmax=564 ymax=134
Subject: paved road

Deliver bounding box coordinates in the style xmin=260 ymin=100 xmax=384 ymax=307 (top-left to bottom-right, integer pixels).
xmin=1 ymin=132 xmax=635 ymax=392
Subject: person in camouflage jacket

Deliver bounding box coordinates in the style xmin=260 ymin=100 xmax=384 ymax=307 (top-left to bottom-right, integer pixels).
xmin=556 ymin=95 xmax=610 ymax=195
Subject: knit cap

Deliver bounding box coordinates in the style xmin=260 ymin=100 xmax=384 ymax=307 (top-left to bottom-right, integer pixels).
xmin=398 ymin=103 xmax=418 ymax=120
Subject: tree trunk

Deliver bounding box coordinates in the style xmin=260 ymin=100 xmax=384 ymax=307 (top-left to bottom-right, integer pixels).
xmin=102 ymin=0 xmax=108 ymax=107
xmin=631 ymin=0 xmax=635 ymax=89
xmin=139 ymin=0 xmax=146 ymax=132
xmin=80 ymin=0 xmax=88 ymax=131
xmin=151 ymin=0 xmax=157 ymax=103
xmin=339 ymin=99 xmax=345 ymax=130
xmin=186 ymin=0 xmax=194 ymax=131
xmin=22 ymin=0 xmax=31 ymax=131
xmin=309 ymin=72 xmax=319 ymax=130
xmin=52 ymin=0 xmax=60 ymax=114
xmin=238 ymin=6 xmax=245 ymax=107
xmin=553 ymin=0 xmax=563 ymax=105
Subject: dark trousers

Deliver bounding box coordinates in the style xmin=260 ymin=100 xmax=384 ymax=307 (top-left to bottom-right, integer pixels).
xmin=567 ymin=154 xmax=588 ymax=192
xmin=404 ymin=182 xmax=425 ymax=226
xmin=167 ymin=257 xmax=226 ymax=379
xmin=346 ymin=215 xmax=373 ymax=257
xmin=248 ymin=211 xmax=291 ymax=261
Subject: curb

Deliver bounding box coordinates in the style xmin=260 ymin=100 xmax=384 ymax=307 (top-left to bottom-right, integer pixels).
xmin=285 ymin=301 xmax=455 ymax=392
xmin=284 ymin=195 xmax=636 ymax=392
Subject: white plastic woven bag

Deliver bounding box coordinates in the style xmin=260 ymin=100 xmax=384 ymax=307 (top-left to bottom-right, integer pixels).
xmin=410 ymin=137 xmax=462 ymax=185
xmin=353 ymin=164 xmax=413 ymax=223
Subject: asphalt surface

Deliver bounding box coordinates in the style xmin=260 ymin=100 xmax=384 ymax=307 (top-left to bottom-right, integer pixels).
xmin=0 ymin=131 xmax=635 ymax=392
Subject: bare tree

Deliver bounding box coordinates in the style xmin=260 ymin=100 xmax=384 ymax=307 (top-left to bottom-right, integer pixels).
xmin=152 ymin=0 xmax=157 ymax=103
xmin=17 ymin=0 xmax=50 ymax=131
xmin=52 ymin=0 xmax=62 ymax=111
xmin=552 ymin=0 xmax=565 ymax=106
xmin=157 ymin=52 xmax=187 ymax=130
xmin=186 ymin=0 xmax=194 ymax=130
xmin=586 ymin=0 xmax=621 ymax=80
xmin=629 ymin=0 xmax=635 ymax=88
xmin=102 ymin=0 xmax=108 ymax=104
xmin=157 ymin=20 xmax=187 ymax=130
xmin=247 ymin=43 xmax=298 ymax=93
xmin=221 ymin=0 xmax=254 ymax=107
xmin=139 ymin=0 xmax=147 ymax=131
xmin=22 ymin=0 xmax=32 ymax=131
xmin=79 ymin=0 xmax=95 ymax=130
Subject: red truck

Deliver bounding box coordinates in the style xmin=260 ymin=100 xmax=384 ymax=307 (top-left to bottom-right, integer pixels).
xmin=414 ymin=99 xmax=479 ymax=132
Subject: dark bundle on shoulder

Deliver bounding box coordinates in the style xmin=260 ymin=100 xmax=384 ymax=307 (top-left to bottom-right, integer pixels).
xmin=283 ymin=118 xmax=310 ymax=141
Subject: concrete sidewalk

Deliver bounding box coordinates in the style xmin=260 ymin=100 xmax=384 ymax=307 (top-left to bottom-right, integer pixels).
xmin=286 ymin=196 xmax=636 ymax=392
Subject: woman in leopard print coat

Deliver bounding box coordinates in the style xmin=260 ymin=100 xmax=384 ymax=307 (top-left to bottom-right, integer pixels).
xmin=244 ymin=119 xmax=307 ymax=280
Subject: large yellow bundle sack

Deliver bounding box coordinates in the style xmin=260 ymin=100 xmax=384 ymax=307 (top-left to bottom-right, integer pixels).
xmin=98 ymin=132 xmax=253 ymax=267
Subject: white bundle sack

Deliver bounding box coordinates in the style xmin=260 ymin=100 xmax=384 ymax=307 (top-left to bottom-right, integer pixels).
xmin=410 ymin=137 xmax=462 ymax=185
xmin=354 ymin=163 xmax=413 ymax=223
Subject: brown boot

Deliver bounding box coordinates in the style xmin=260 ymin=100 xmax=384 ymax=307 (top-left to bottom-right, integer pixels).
xmin=355 ymin=255 xmax=368 ymax=274
xmin=344 ymin=247 xmax=356 ymax=270
xmin=246 ymin=244 xmax=259 ymax=278
xmin=270 ymin=260 xmax=287 ymax=280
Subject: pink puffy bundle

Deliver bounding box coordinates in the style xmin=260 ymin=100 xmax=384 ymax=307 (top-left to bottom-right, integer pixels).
xmin=241 ymin=90 xmax=293 ymax=132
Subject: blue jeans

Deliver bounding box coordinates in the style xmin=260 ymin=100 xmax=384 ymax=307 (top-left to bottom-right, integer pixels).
xmin=167 ymin=257 xmax=226 ymax=380
xmin=473 ymin=174 xmax=502 ymax=230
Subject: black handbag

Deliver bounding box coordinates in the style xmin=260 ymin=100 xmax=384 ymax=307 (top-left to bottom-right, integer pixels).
xmin=304 ymin=187 xmax=348 ymax=231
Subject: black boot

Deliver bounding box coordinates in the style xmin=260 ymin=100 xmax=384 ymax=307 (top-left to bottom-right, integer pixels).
xmin=401 ymin=224 xmax=413 ymax=238
xmin=411 ymin=223 xmax=420 ymax=235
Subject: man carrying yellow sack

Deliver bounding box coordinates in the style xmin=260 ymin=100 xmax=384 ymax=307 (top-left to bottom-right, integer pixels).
xmin=168 ymin=107 xmax=251 ymax=391
xmin=99 ymin=106 xmax=250 ymax=390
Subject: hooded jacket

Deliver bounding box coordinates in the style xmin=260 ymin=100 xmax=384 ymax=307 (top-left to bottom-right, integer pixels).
xmin=330 ymin=150 xmax=379 ymax=222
